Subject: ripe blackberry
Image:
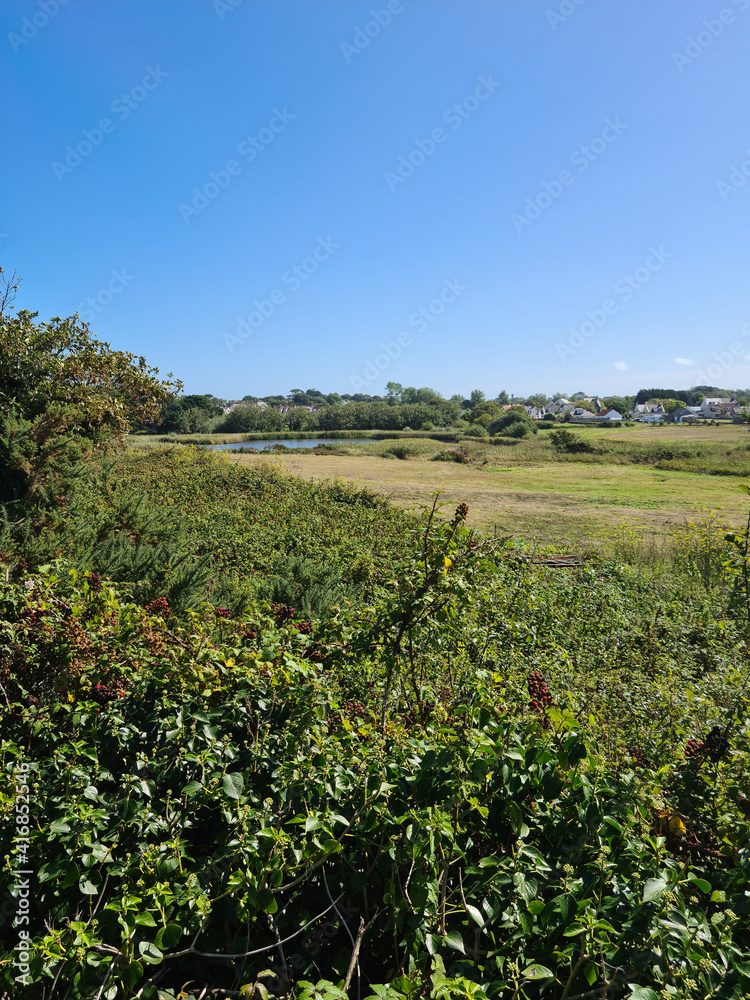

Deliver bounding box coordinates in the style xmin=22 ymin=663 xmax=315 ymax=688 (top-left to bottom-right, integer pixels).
xmin=296 ymin=620 xmax=312 ymax=635
xmin=271 ymin=603 xmax=296 ymax=623
xmin=145 ymin=597 xmax=171 ymax=617
xmin=526 ymin=670 xmax=554 ymax=710
xmin=87 ymin=572 xmax=102 ymax=592
xmin=629 ymin=747 xmax=653 ymax=769
xmin=214 ymin=606 xmax=231 ymax=619
xmin=684 ymin=726 xmax=728 ymax=763
xmin=91 ymin=683 xmax=119 ymax=704
xmin=454 ymin=502 xmax=469 ymax=521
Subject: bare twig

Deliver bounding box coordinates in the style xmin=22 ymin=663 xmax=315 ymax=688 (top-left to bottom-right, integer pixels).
xmin=343 ymin=918 xmax=365 ymax=993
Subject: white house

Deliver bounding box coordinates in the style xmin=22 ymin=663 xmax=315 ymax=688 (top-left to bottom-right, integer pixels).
xmin=698 ymin=396 xmax=739 ymax=418
xmin=631 ymin=402 xmax=666 ymax=422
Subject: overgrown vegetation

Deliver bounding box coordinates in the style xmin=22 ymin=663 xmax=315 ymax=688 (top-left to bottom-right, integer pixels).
xmin=2 ymin=293 xmax=750 ymax=999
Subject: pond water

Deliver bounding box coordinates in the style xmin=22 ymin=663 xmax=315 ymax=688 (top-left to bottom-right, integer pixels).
xmin=208 ymin=438 xmax=379 ymax=451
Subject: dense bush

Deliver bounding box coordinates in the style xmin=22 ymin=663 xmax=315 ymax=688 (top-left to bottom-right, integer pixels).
xmin=488 ymin=411 xmax=537 ymax=438
xmin=2 ymin=480 xmax=750 ymax=998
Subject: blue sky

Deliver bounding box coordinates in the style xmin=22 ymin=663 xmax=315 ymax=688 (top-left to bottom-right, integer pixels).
xmin=2 ymin=0 xmax=749 ymax=400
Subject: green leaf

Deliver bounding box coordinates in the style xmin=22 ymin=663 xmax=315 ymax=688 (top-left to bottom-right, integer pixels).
xmin=135 ymin=911 xmax=158 ymax=926
xmin=181 ymin=780 xmax=202 ymax=797
xmin=79 ymin=877 xmax=100 ymax=895
xmin=444 ymin=930 xmax=465 ymax=954
xmin=643 ymin=877 xmax=667 ymax=903
xmin=222 ymin=772 xmax=244 ymax=800
xmin=628 ymin=987 xmax=660 ymax=1000
xmin=465 ymin=903 xmax=485 ymax=927
xmin=155 ymin=923 xmax=182 ymax=949
xmin=49 ymin=819 xmax=71 ymax=834
xmin=523 ymin=964 xmax=553 ymax=980
xmin=687 ymin=875 xmax=711 ymax=894
xmin=156 ymin=856 xmax=180 ymax=878
xmin=528 ymin=900 xmax=546 ymax=915
xmin=138 ymin=940 xmax=164 ymax=965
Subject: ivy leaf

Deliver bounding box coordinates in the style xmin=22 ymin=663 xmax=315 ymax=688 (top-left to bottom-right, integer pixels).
xmin=156 ymin=923 xmax=182 ymax=949
xmin=181 ymin=781 xmax=202 ymax=797
xmin=135 ymin=911 xmax=158 ymax=926
xmin=523 ymin=964 xmax=554 ymax=980
xmin=628 ymin=987 xmax=660 ymax=1000
xmin=222 ymin=772 xmax=244 ymax=800
xmin=444 ymin=930 xmax=465 ymax=953
xmin=139 ymin=940 xmax=164 ymax=965
xmin=642 ymin=877 xmax=667 ymax=903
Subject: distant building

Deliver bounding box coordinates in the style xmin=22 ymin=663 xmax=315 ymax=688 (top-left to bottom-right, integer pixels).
xmin=698 ymin=396 xmax=739 ymax=418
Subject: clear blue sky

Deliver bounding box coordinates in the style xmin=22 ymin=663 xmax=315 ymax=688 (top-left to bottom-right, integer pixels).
xmin=3 ymin=0 xmax=749 ymax=400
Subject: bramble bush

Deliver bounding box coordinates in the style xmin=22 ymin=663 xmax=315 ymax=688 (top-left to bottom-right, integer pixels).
xmin=2 ymin=486 xmax=750 ymax=998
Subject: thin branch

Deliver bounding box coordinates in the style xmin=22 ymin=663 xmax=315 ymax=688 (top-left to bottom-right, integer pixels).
xmin=343 ymin=918 xmax=365 ymax=994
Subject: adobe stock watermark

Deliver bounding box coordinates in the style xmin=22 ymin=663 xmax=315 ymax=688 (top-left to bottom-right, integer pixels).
xmin=555 ymin=247 xmax=671 ymax=361
xmin=716 ymin=145 xmax=750 ymax=200
xmin=546 ymin=0 xmax=588 ymax=31
xmin=75 ymin=268 xmax=134 ymax=324
xmin=672 ymin=0 xmax=748 ymax=72
xmin=351 ymin=278 xmax=466 ymax=390
xmin=222 ymin=237 xmax=339 ymax=353
xmin=11 ymin=761 xmax=34 ymax=987
xmin=7 ymin=0 xmax=70 ymax=53
xmin=511 ymin=117 xmax=628 ymax=234
xmin=693 ymin=321 xmax=750 ymax=384
xmin=340 ymin=1 xmax=412 ymax=62
xmin=179 ymin=108 xmax=295 ymax=223
xmin=213 ymin=0 xmax=245 ymax=20
xmin=52 ymin=66 xmax=169 ymax=181
xmin=384 ymin=75 xmax=500 ymax=193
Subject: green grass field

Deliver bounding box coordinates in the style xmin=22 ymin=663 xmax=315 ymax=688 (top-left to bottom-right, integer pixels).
xmin=126 ymin=422 xmax=750 ymax=548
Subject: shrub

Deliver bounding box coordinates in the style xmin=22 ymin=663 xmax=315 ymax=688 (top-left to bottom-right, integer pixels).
xmin=488 ymin=411 xmax=537 ymax=438
xmin=549 ymin=428 xmax=597 ymax=453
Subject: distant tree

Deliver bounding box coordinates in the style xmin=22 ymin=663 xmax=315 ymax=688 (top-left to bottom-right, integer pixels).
xmin=385 ymin=381 xmax=404 ymax=405
xmin=525 ymin=393 xmax=550 ymax=407
xmin=470 ymin=400 xmax=502 ymax=427
xmin=495 ymin=390 xmax=510 ymax=405
xmin=570 ymin=391 xmax=587 ymax=401
xmin=469 ymin=389 xmax=486 ymax=408
xmin=647 ymin=397 xmax=686 ymax=414
xmin=488 ymin=410 xmax=536 ymax=438
xmin=325 ymin=392 xmax=342 ymax=405
xmin=601 ymin=395 xmax=634 ymax=415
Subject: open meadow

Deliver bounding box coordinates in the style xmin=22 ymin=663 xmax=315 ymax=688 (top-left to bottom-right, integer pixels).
xmin=211 ymin=422 xmax=750 ymax=549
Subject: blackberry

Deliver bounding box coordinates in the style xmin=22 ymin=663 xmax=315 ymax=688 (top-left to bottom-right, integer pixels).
xmin=526 ymin=670 xmax=554 ymax=710
xmin=91 ymin=683 xmax=119 ymax=704
xmin=685 ymin=727 xmax=728 ymax=762
xmin=214 ymin=606 xmax=231 ymax=619
xmin=454 ymin=502 xmax=469 ymax=521
xmin=296 ymin=620 xmax=312 ymax=635
xmin=87 ymin=572 xmax=102 ymax=592
xmin=629 ymin=747 xmax=653 ymax=769
xmin=145 ymin=596 xmax=171 ymax=617
xmin=271 ymin=603 xmax=295 ymax=623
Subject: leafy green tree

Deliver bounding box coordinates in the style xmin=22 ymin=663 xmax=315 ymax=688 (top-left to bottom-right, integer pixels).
xmin=470 ymin=400 xmax=502 ymax=427
xmin=647 ymin=397 xmax=686 ymax=414
xmin=488 ymin=409 xmax=536 ymax=437
xmin=495 ymin=389 xmax=510 ymax=405
xmin=469 ymin=388 xmax=486 ymax=408
xmin=0 ymin=305 xmax=180 ymax=512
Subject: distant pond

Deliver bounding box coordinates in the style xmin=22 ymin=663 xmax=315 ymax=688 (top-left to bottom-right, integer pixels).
xmin=208 ymin=438 xmax=379 ymax=451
